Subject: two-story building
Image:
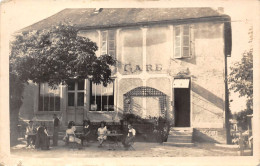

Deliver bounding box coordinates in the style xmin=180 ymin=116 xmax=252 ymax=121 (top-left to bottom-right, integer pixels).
xmin=18 ymin=8 xmax=232 ymax=143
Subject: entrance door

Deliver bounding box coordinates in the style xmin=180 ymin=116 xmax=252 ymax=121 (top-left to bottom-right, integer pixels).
xmin=173 ymin=79 xmax=191 ymax=127
xmin=67 ymin=80 xmax=85 ymax=124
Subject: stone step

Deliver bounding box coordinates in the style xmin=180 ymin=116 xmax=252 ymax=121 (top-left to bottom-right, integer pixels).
xmin=167 ymin=138 xmax=192 ymax=143
xmin=168 ymin=135 xmax=192 ymax=138
xmin=163 ymin=142 xmax=194 ymax=147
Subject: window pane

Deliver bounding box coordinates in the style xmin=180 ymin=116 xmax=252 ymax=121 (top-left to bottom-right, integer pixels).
xmin=68 ymin=93 xmax=75 ymax=106
xmin=55 ymin=96 xmax=60 ymax=111
xmin=91 ymin=82 xmax=114 ymax=111
xmin=183 ymin=36 xmax=190 ymax=46
xmin=78 ymin=80 xmax=84 ymax=90
xmin=77 ymin=92 xmax=84 ymax=106
xmin=96 ymin=96 xmax=102 ymax=111
xmin=39 ymin=83 xmax=60 ymax=111
xmin=103 ymin=95 xmax=114 ymax=111
xmin=44 ymin=95 xmax=49 ymax=111
xmin=68 ymin=81 xmax=75 ymax=90
xmin=92 ymin=83 xmax=102 ymax=96
xmin=38 ymin=96 xmax=44 ymax=111
xmin=183 ymin=25 xmax=190 ymax=35
xmin=175 ymin=27 xmax=180 ymax=36
xmin=183 ymin=47 xmax=190 ymax=57
xmin=103 ymin=83 xmax=113 ymax=96
xmin=49 ymin=94 xmax=54 ymax=111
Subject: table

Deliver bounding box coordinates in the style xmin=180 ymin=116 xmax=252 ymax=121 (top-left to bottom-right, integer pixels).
xmin=106 ymin=133 xmax=123 ymax=150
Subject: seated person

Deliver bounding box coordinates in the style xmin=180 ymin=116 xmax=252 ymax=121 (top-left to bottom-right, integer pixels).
xmin=80 ymin=120 xmax=91 ymax=146
xmin=97 ymin=121 xmax=108 ymax=147
xmin=65 ymin=121 xmax=82 ymax=149
xmin=122 ymin=124 xmax=136 ymax=149
xmin=25 ymin=120 xmax=37 ymax=147
xmin=35 ymin=123 xmax=50 ymax=150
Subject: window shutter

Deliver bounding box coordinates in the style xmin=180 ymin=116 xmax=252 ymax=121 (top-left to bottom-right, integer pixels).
xmin=182 ymin=25 xmax=190 ymax=58
xmin=101 ymin=31 xmax=108 ymax=55
xmin=189 ymin=25 xmax=195 ymax=57
xmin=108 ymin=30 xmax=116 ymax=59
xmin=174 ymin=26 xmax=182 ymax=58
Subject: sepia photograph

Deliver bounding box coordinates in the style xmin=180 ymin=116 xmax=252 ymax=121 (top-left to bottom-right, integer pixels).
xmin=0 ymin=0 xmax=259 ymax=165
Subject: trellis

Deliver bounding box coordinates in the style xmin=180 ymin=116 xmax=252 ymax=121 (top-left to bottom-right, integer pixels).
xmin=123 ymin=86 xmax=167 ymax=117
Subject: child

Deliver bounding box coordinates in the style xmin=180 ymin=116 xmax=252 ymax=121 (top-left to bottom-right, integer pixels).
xmin=122 ymin=124 xmax=136 ymax=149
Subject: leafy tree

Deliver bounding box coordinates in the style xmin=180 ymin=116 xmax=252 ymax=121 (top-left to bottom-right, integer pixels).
xmin=10 ymin=24 xmax=116 ymax=144
xmin=229 ymin=28 xmax=253 ymax=128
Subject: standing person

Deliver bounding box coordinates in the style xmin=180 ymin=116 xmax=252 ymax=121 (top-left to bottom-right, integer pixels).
xmin=53 ymin=114 xmax=60 ymax=146
xmin=97 ymin=121 xmax=108 ymax=147
xmin=122 ymin=124 xmax=136 ymax=150
xmin=25 ymin=120 xmax=37 ymax=147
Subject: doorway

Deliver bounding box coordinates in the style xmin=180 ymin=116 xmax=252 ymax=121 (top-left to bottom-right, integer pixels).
xmin=174 ymin=84 xmax=191 ymax=127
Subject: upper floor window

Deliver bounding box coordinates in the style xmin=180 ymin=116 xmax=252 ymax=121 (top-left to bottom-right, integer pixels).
xmin=174 ymin=25 xmax=191 ymax=58
xmin=38 ymin=83 xmax=60 ymax=111
xmin=67 ymin=80 xmax=85 ymax=107
xmin=90 ymin=81 xmax=114 ymax=111
xmin=101 ymin=30 xmax=116 ymax=58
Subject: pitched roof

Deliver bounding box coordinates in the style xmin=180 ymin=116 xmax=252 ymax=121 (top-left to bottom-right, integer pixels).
xmin=21 ymin=8 xmax=230 ymax=32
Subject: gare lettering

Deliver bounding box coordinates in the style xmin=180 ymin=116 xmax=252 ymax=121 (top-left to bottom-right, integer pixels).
xmin=124 ymin=64 xmax=162 ymax=73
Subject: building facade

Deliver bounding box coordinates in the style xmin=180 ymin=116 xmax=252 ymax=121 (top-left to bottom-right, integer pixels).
xmin=18 ymin=8 xmax=232 ymax=143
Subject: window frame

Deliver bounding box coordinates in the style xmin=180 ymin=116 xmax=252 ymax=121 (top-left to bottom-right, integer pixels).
xmin=174 ymin=25 xmax=191 ymax=59
xmin=100 ymin=30 xmax=116 ymax=58
xmin=38 ymin=83 xmax=61 ymax=112
xmin=89 ymin=81 xmax=115 ymax=112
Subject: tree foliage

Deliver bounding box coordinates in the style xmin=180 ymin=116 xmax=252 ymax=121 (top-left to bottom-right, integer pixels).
xmin=9 ymin=24 xmax=116 ymax=144
xmin=10 ymin=24 xmax=116 ymax=88
xmin=229 ymin=28 xmax=253 ymax=121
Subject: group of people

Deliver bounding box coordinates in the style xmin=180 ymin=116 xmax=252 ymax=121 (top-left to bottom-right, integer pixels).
xmin=97 ymin=121 xmax=136 ymax=149
xmin=25 ymin=114 xmax=60 ymax=150
xmin=26 ymin=115 xmax=136 ymax=150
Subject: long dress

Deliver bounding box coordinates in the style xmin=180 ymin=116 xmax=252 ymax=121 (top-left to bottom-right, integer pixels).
xmin=35 ymin=126 xmax=50 ymax=150
xmin=66 ymin=126 xmax=81 ymax=144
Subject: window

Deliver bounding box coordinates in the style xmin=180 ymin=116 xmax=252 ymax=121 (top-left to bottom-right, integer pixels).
xmin=101 ymin=30 xmax=116 ymax=58
xmin=90 ymin=81 xmax=114 ymax=111
xmin=67 ymin=80 xmax=85 ymax=107
xmin=38 ymin=83 xmax=60 ymax=111
xmin=174 ymin=25 xmax=191 ymax=58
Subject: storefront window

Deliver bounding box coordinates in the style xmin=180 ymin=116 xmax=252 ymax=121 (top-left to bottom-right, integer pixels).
xmin=90 ymin=81 xmax=114 ymax=111
xmin=67 ymin=80 xmax=85 ymax=107
xmin=38 ymin=83 xmax=60 ymax=111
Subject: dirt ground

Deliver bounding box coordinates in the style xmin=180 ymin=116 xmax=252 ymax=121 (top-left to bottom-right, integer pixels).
xmin=9 ymin=139 xmax=241 ymax=158
xmin=1 ymin=138 xmax=254 ymax=166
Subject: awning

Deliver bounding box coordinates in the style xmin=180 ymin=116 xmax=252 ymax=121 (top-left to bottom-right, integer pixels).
xmin=173 ymin=79 xmax=190 ymax=88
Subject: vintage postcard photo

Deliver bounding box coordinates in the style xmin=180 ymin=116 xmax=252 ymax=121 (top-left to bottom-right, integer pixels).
xmin=0 ymin=0 xmax=259 ymax=165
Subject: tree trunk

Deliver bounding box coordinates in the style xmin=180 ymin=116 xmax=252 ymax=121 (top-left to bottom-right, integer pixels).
xmin=10 ymin=110 xmax=19 ymax=146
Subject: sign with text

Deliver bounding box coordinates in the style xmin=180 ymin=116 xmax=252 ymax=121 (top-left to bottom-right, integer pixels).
xmin=123 ymin=64 xmax=163 ymax=73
